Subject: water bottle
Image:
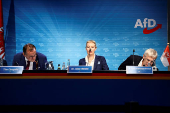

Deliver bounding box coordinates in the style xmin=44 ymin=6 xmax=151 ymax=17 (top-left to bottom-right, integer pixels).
xmin=62 ymin=62 xmax=65 ymax=70
xmin=57 ymin=64 xmax=61 ymax=70
xmin=0 ymin=58 xmax=3 ymax=66
xmin=66 ymin=59 xmax=70 ymax=70
xmin=49 ymin=61 xmax=54 ymax=70
xmin=45 ymin=61 xmax=49 ymax=70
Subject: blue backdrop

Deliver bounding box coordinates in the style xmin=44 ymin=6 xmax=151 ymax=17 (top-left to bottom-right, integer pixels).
xmin=2 ymin=0 xmax=168 ymax=70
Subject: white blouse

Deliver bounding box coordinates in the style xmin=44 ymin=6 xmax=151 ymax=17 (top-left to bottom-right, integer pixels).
xmin=85 ymin=54 xmax=95 ymax=70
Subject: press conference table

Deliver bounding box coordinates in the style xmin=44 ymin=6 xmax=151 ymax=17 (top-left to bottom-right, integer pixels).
xmin=0 ymin=70 xmax=170 ymax=79
xmin=0 ymin=70 xmax=170 ymax=112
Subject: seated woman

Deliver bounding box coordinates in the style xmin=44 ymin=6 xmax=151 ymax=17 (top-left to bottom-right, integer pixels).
xmin=79 ymin=40 xmax=109 ymax=70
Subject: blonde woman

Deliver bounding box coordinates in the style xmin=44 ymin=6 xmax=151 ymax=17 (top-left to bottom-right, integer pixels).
xmin=79 ymin=40 xmax=109 ymax=70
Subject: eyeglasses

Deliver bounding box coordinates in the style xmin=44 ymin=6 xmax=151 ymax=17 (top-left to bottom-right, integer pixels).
xmin=146 ymin=58 xmax=155 ymax=64
xmin=27 ymin=54 xmax=37 ymax=59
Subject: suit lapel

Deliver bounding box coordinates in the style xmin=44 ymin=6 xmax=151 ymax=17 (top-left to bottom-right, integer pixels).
xmin=33 ymin=62 xmax=36 ymax=70
xmin=135 ymin=56 xmax=143 ymax=66
xmin=33 ymin=55 xmax=38 ymax=70
xmin=81 ymin=58 xmax=86 ymax=65
xmin=84 ymin=59 xmax=86 ymax=65
xmin=94 ymin=55 xmax=98 ymax=70
xmin=21 ymin=54 xmax=26 ymax=69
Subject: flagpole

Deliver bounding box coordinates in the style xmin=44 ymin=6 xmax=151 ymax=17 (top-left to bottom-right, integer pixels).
xmin=168 ymin=0 xmax=170 ymax=71
xmin=168 ymin=43 xmax=170 ymax=71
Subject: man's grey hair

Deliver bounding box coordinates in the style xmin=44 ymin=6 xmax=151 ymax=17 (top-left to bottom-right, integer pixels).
xmin=144 ymin=48 xmax=158 ymax=59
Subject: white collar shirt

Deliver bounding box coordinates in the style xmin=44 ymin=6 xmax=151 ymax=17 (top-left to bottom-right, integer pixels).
xmin=85 ymin=54 xmax=95 ymax=70
xmin=25 ymin=57 xmax=33 ymax=70
xmin=138 ymin=58 xmax=143 ymax=66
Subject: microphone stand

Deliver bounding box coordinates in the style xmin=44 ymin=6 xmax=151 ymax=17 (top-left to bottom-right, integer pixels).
xmin=15 ymin=62 xmax=19 ymax=66
xmin=35 ymin=60 xmax=39 ymax=70
xmin=88 ymin=49 xmax=91 ymax=66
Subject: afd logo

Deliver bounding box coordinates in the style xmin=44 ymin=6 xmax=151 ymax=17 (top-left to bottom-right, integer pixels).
xmin=134 ymin=18 xmax=162 ymax=34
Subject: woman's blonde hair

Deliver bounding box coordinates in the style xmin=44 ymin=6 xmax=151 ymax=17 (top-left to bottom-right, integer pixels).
xmin=144 ymin=48 xmax=158 ymax=59
xmin=86 ymin=40 xmax=97 ymax=48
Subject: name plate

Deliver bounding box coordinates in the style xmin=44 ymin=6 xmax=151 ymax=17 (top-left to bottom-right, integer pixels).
xmin=0 ymin=66 xmax=24 ymax=74
xmin=126 ymin=66 xmax=153 ymax=74
xmin=67 ymin=66 xmax=92 ymax=73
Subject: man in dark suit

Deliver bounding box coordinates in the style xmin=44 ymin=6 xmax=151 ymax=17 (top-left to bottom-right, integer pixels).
xmin=12 ymin=43 xmax=47 ymax=70
xmin=118 ymin=48 xmax=158 ymax=70
xmin=79 ymin=55 xmax=109 ymax=70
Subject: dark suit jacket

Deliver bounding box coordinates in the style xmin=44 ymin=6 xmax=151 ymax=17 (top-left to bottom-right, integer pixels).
xmin=118 ymin=55 xmax=158 ymax=70
xmin=12 ymin=52 xmax=47 ymax=70
xmin=118 ymin=55 xmax=142 ymax=70
xmin=79 ymin=55 xmax=109 ymax=70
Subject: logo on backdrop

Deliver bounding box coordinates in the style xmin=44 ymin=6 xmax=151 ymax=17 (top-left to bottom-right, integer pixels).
xmin=134 ymin=18 xmax=162 ymax=34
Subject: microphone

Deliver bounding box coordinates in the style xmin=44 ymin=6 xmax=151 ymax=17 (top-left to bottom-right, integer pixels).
xmin=89 ymin=48 xmax=91 ymax=53
xmin=148 ymin=63 xmax=151 ymax=67
xmin=88 ymin=48 xmax=91 ymax=66
xmin=133 ymin=49 xmax=135 ymax=66
xmin=36 ymin=60 xmax=39 ymax=70
xmin=151 ymin=60 xmax=158 ymax=71
xmin=15 ymin=62 xmax=19 ymax=66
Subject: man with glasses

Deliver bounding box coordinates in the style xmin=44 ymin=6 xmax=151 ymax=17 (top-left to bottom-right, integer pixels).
xmin=118 ymin=48 xmax=158 ymax=71
xmin=12 ymin=43 xmax=47 ymax=70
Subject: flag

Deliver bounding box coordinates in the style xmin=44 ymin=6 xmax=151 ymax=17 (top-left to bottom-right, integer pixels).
xmin=160 ymin=45 xmax=170 ymax=67
xmin=0 ymin=0 xmax=5 ymax=59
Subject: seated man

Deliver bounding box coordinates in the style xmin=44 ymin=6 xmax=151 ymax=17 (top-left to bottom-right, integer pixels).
xmin=12 ymin=43 xmax=47 ymax=70
xmin=118 ymin=48 xmax=158 ymax=71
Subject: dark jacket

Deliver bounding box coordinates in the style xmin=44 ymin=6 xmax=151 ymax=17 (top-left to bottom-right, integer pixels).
xmin=12 ymin=52 xmax=47 ymax=70
xmin=79 ymin=55 xmax=109 ymax=70
xmin=118 ymin=55 xmax=158 ymax=70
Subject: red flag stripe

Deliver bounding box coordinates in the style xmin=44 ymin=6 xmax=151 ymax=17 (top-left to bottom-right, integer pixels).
xmin=164 ymin=45 xmax=170 ymax=64
xmin=0 ymin=0 xmax=5 ymax=59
